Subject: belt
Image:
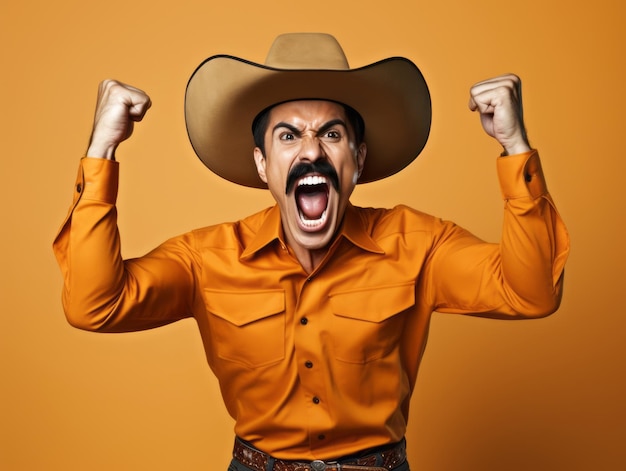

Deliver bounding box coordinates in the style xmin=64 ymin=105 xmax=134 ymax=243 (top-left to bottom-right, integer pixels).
xmin=232 ymin=437 xmax=407 ymax=471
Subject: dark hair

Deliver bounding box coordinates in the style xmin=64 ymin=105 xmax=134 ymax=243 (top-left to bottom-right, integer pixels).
xmin=252 ymin=100 xmax=365 ymax=155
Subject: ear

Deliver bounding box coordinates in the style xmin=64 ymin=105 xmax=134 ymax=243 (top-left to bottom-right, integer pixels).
xmin=253 ymin=147 xmax=268 ymax=184
xmin=356 ymin=142 xmax=367 ymax=179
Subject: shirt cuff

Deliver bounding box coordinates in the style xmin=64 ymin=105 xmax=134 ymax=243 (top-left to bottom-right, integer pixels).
xmin=497 ymin=150 xmax=549 ymax=200
xmin=77 ymin=157 xmax=119 ymax=204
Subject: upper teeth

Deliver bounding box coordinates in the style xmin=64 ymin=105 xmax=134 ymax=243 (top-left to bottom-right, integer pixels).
xmin=298 ymin=175 xmax=327 ymax=187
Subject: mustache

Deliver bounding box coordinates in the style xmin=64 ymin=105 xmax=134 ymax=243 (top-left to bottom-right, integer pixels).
xmin=285 ymin=160 xmax=340 ymax=195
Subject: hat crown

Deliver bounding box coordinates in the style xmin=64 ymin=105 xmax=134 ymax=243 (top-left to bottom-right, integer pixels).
xmin=265 ymin=33 xmax=350 ymax=70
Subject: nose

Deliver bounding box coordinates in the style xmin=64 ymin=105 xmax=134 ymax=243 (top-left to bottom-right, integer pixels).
xmin=298 ymin=135 xmax=327 ymax=162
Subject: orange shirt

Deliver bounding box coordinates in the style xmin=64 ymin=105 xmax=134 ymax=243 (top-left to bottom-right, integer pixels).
xmin=53 ymin=150 xmax=569 ymax=460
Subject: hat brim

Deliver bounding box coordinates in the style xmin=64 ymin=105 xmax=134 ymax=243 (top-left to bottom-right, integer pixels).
xmin=185 ymin=55 xmax=431 ymax=188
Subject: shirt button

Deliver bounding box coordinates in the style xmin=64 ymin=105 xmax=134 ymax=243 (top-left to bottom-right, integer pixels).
xmin=318 ymin=434 xmax=326 ymax=440
xmin=312 ymin=396 xmax=320 ymax=404
xmin=305 ymin=361 xmax=313 ymax=369
xmin=300 ymin=317 xmax=308 ymax=325
xmin=76 ymin=183 xmax=82 ymax=193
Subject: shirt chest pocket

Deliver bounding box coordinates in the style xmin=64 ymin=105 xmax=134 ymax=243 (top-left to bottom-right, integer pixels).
xmin=204 ymin=289 xmax=286 ymax=368
xmin=329 ymin=282 xmax=415 ymax=364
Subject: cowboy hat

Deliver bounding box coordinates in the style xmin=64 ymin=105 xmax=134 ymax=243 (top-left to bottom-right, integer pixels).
xmin=185 ymin=33 xmax=431 ymax=188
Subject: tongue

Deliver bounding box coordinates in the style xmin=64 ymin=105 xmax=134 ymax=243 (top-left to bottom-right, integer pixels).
xmin=297 ymin=188 xmax=328 ymax=220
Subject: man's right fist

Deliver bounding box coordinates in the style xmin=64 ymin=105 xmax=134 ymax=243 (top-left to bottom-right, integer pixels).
xmin=86 ymin=80 xmax=152 ymax=160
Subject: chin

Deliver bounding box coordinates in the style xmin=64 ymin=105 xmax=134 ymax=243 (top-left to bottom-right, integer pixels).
xmin=296 ymin=209 xmax=339 ymax=248
xmin=294 ymin=229 xmax=336 ymax=251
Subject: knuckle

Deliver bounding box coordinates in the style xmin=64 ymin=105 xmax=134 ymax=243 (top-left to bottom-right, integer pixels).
xmin=100 ymin=78 xmax=119 ymax=90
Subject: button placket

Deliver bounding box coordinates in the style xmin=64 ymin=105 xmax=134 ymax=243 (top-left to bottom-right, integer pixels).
xmin=294 ymin=272 xmax=333 ymax=449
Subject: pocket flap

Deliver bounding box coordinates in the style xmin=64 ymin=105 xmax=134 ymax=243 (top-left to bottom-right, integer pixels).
xmin=329 ymin=282 xmax=415 ymax=323
xmin=204 ymin=289 xmax=285 ymax=326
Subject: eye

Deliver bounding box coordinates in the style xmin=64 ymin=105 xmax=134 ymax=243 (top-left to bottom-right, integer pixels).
xmin=323 ymin=130 xmax=342 ymax=140
xmin=279 ymin=132 xmax=296 ymax=141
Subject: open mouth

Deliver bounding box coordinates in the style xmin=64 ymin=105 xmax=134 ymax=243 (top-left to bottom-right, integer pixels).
xmin=295 ymin=175 xmax=329 ymax=229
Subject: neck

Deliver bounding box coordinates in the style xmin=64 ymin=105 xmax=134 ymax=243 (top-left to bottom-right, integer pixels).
xmin=291 ymin=245 xmax=329 ymax=274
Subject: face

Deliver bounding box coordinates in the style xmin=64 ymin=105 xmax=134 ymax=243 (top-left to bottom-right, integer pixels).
xmin=254 ymin=100 xmax=367 ymax=254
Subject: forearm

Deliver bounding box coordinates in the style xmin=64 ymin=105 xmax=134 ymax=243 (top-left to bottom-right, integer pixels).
xmin=52 ymin=158 xmax=194 ymax=331
xmin=497 ymin=150 xmax=569 ymax=315
xmin=427 ymin=150 xmax=569 ymax=318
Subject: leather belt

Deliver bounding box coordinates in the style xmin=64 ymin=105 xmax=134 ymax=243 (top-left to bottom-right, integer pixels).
xmin=232 ymin=438 xmax=407 ymax=471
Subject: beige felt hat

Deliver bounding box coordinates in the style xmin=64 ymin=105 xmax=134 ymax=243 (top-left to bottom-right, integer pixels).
xmin=185 ymin=33 xmax=431 ymax=188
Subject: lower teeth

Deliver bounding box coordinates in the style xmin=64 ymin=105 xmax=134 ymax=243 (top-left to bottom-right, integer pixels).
xmin=300 ymin=210 xmax=327 ymax=227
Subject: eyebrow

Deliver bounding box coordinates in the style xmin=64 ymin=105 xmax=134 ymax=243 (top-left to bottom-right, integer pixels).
xmin=318 ymin=119 xmax=348 ymax=136
xmin=272 ymin=119 xmax=348 ymax=137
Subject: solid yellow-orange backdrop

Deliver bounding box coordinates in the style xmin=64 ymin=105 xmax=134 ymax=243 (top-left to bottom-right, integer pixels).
xmin=1 ymin=0 xmax=624 ymax=469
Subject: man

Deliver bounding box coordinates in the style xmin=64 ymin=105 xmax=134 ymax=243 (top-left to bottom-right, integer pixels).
xmin=53 ymin=33 xmax=569 ymax=471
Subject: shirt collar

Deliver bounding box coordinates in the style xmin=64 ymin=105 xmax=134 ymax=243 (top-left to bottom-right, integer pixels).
xmin=339 ymin=203 xmax=385 ymax=254
xmin=241 ymin=205 xmax=284 ymax=260
xmin=240 ymin=203 xmax=384 ymax=260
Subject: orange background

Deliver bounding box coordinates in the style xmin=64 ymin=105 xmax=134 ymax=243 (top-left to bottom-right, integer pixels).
xmin=1 ymin=0 xmax=624 ymax=469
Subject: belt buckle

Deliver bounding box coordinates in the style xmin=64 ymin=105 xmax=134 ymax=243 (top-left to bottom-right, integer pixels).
xmin=310 ymin=460 xmax=327 ymax=471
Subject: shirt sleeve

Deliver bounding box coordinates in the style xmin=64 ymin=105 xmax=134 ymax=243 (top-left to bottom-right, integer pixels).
xmin=425 ymin=150 xmax=570 ymax=318
xmin=52 ymin=157 xmax=196 ymax=332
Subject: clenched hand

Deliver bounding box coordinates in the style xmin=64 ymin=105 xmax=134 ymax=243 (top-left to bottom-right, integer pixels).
xmin=87 ymin=80 xmax=152 ymax=160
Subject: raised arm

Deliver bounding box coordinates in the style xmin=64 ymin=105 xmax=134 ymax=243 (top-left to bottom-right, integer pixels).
xmin=53 ymin=81 xmax=195 ymax=332
xmin=425 ymin=75 xmax=569 ymax=318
